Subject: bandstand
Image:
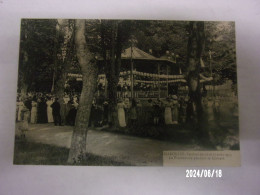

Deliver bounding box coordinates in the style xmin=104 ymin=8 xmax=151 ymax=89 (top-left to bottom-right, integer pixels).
xmin=67 ymin=47 xmax=213 ymax=99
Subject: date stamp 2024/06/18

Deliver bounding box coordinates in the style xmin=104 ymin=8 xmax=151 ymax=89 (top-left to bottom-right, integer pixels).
xmin=186 ymin=169 xmax=222 ymax=178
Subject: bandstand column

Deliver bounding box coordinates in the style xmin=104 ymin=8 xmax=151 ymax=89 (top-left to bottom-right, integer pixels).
xmin=157 ymin=63 xmax=160 ymax=99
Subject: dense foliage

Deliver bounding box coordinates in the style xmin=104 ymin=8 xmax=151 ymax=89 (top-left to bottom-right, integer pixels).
xmin=18 ymin=19 xmax=237 ymax=93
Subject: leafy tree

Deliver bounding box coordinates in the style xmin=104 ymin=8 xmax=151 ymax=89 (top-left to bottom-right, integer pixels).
xmin=204 ymin=22 xmax=237 ymax=91
xmin=18 ymin=19 xmax=58 ymax=95
xmin=185 ymin=21 xmax=209 ymax=140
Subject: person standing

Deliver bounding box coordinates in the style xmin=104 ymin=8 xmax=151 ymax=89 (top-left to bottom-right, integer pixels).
xmin=117 ymin=99 xmax=126 ymax=127
xmin=145 ymin=99 xmax=153 ymax=125
xmin=19 ymin=106 xmax=30 ymax=139
xmin=103 ymin=99 xmax=109 ymax=125
xmin=164 ymin=97 xmax=173 ymax=125
xmin=124 ymin=97 xmax=130 ymax=125
xmin=63 ymin=94 xmax=70 ymax=125
xmin=129 ymin=99 xmax=137 ymax=127
xmin=51 ymin=98 xmax=61 ymax=126
xmin=186 ymin=98 xmax=196 ymax=124
xmin=17 ymin=97 xmax=24 ymax=121
xmin=37 ymin=96 xmax=48 ymax=123
xmin=30 ymin=97 xmax=38 ymax=124
xmin=171 ymin=95 xmax=179 ymax=124
xmin=67 ymin=99 xmax=77 ymax=126
xmin=95 ymin=97 xmax=104 ymax=127
xmin=136 ymin=99 xmax=143 ymax=127
xmin=153 ymin=99 xmax=161 ymax=125
xmin=179 ymin=97 xmax=188 ymax=124
xmin=60 ymin=96 xmax=68 ymax=126
xmin=46 ymin=97 xmax=54 ymax=123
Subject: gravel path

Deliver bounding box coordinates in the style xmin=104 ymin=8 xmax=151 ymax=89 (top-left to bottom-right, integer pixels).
xmin=15 ymin=123 xmax=202 ymax=166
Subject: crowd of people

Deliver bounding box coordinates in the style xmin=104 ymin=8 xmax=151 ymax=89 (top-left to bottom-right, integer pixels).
xmin=16 ymin=92 xmax=235 ymax=132
xmin=114 ymin=95 xmax=219 ymax=128
xmin=16 ymin=93 xmax=79 ymax=127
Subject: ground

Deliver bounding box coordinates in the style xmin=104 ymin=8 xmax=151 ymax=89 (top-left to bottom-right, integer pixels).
xmin=14 ymin=123 xmax=210 ymax=166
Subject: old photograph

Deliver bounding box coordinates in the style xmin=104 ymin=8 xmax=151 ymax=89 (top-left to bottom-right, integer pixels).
xmin=13 ymin=19 xmax=239 ymax=166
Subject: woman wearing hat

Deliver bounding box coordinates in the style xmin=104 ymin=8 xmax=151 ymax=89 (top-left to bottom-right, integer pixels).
xmin=117 ymin=98 xmax=126 ymax=127
xmin=19 ymin=106 xmax=30 ymax=138
xmin=17 ymin=96 xmax=24 ymax=122
xmin=46 ymin=97 xmax=54 ymax=123
xmin=30 ymin=96 xmax=38 ymax=124
xmin=164 ymin=97 xmax=173 ymax=125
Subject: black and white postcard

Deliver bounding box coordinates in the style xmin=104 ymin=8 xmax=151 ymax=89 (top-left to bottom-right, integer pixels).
xmin=14 ymin=19 xmax=240 ymax=166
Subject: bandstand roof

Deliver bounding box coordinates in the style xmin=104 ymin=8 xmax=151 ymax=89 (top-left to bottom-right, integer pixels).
xmin=121 ymin=47 xmax=176 ymax=64
xmin=121 ymin=47 xmax=158 ymax=60
xmin=96 ymin=46 xmax=176 ymax=64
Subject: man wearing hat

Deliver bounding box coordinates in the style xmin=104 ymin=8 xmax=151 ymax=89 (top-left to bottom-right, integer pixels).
xmin=61 ymin=94 xmax=70 ymax=125
xmin=51 ymin=97 xmax=61 ymax=126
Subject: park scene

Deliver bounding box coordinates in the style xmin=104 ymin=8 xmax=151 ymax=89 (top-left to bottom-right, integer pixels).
xmin=14 ymin=19 xmax=239 ymax=166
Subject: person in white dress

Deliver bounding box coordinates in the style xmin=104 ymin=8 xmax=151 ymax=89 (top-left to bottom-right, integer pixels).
xmin=30 ymin=98 xmax=38 ymax=124
xmin=46 ymin=97 xmax=54 ymax=123
xmin=164 ymin=97 xmax=173 ymax=125
xmin=19 ymin=106 xmax=30 ymax=138
xmin=117 ymin=99 xmax=126 ymax=127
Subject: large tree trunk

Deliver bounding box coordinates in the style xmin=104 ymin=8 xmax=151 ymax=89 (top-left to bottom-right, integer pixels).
xmin=186 ymin=21 xmax=208 ymax=139
xmin=107 ymin=21 xmax=118 ymax=127
xmin=67 ymin=19 xmax=98 ymax=164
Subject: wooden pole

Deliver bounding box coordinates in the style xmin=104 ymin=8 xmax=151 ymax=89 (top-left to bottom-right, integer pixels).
xmin=105 ymin=75 xmax=108 ymax=98
xmin=158 ymin=63 xmax=160 ymax=99
xmin=166 ymin=65 xmax=169 ymax=97
xmin=209 ymin=50 xmax=213 ymax=97
xmin=130 ymin=45 xmax=134 ymax=98
xmin=51 ymin=70 xmax=55 ymax=93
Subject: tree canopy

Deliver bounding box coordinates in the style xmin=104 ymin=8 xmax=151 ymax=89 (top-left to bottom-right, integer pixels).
xmin=18 ymin=19 xmax=237 ymax=94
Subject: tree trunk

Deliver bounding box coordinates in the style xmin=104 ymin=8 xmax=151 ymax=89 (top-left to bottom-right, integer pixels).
xmin=186 ymin=21 xmax=208 ymax=139
xmin=100 ymin=20 xmax=123 ymax=128
xmin=67 ymin=19 xmax=98 ymax=164
xmin=103 ymin=21 xmax=120 ymax=127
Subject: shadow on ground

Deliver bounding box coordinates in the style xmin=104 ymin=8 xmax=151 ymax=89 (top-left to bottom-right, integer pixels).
xmin=13 ymin=137 xmax=130 ymax=166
